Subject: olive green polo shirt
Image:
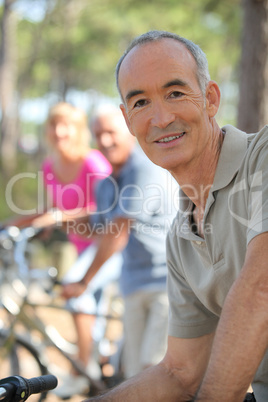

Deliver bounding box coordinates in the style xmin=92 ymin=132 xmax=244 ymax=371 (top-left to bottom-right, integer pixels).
xmin=166 ymin=124 xmax=268 ymax=400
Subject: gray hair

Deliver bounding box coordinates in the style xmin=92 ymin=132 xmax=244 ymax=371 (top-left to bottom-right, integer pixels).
xmin=89 ymin=103 xmax=129 ymax=135
xmin=116 ymin=30 xmax=211 ymax=99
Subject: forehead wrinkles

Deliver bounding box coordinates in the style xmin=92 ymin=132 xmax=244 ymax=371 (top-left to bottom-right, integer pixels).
xmin=119 ymin=40 xmax=199 ymax=98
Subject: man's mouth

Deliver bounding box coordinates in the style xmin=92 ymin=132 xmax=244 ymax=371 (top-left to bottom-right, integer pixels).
xmin=157 ymin=132 xmax=185 ymax=143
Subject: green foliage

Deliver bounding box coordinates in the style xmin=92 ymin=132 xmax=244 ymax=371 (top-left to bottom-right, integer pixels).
xmin=0 ymin=152 xmax=42 ymax=221
xmin=0 ymin=0 xmax=242 ymax=221
xmin=15 ymin=0 xmax=242 ymax=98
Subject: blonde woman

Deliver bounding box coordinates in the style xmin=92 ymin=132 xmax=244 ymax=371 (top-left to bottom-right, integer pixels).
xmin=40 ymin=102 xmax=122 ymax=398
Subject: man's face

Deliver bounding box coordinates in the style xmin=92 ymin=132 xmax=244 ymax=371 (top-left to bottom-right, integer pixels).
xmin=92 ymin=112 xmax=133 ymax=171
xmin=119 ymin=39 xmax=219 ymax=175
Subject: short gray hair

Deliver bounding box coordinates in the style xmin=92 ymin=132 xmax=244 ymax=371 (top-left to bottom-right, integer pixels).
xmin=116 ymin=30 xmax=211 ymax=99
xmin=89 ymin=103 xmax=124 ymax=132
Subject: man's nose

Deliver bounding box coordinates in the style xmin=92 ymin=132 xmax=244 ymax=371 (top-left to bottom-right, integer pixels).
xmin=150 ymin=102 xmax=176 ymax=129
xmin=98 ymin=132 xmax=113 ymax=148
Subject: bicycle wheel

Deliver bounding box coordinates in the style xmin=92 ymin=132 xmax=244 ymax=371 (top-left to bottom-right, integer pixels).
xmin=0 ymin=331 xmax=49 ymax=401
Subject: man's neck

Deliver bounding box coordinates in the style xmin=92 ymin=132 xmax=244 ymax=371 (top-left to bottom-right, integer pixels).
xmin=173 ymin=128 xmax=224 ymax=211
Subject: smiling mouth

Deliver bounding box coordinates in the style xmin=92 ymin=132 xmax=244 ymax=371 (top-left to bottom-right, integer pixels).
xmin=157 ymin=132 xmax=185 ymax=143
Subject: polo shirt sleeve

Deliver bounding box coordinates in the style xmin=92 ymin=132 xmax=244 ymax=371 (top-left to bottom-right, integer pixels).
xmin=166 ymin=228 xmax=219 ymax=339
xmin=247 ymin=128 xmax=268 ymax=244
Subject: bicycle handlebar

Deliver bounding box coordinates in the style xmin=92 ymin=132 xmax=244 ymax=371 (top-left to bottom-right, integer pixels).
xmin=0 ymin=374 xmax=58 ymax=401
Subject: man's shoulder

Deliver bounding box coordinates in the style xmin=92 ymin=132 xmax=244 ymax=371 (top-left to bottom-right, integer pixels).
xmin=224 ymin=124 xmax=268 ymax=148
xmin=219 ymin=124 xmax=268 ymax=171
xmin=247 ymin=125 xmax=268 ymax=148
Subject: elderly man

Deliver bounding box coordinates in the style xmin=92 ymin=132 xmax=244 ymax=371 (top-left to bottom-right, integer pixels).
xmin=84 ymin=31 xmax=268 ymax=402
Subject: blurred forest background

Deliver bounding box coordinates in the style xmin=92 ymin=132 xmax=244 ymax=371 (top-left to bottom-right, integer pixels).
xmin=0 ymin=0 xmax=267 ymax=221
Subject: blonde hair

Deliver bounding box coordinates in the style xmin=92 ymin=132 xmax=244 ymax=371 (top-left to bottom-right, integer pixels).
xmin=46 ymin=102 xmax=91 ymax=154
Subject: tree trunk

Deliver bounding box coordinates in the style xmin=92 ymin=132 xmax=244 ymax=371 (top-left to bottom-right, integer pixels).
xmin=237 ymin=0 xmax=268 ymax=133
xmin=0 ymin=0 xmax=19 ymax=176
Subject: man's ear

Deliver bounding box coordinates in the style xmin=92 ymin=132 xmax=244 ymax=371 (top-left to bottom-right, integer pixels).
xmin=120 ymin=104 xmax=135 ymax=136
xmin=206 ymin=81 xmax=221 ymax=118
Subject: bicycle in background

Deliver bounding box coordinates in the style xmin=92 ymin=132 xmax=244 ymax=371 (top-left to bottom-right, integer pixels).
xmin=0 ymin=226 xmax=124 ymax=401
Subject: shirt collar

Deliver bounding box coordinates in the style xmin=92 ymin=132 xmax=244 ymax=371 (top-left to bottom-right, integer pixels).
xmin=177 ymin=125 xmax=249 ymax=238
xmin=212 ymin=124 xmax=248 ymax=192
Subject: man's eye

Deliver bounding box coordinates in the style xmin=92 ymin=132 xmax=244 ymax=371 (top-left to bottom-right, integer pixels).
xmin=170 ymin=91 xmax=183 ymax=98
xmin=134 ymin=99 xmax=147 ymax=108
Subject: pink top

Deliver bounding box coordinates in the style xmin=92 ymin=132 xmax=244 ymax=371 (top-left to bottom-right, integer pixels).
xmin=42 ymin=150 xmax=112 ymax=254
